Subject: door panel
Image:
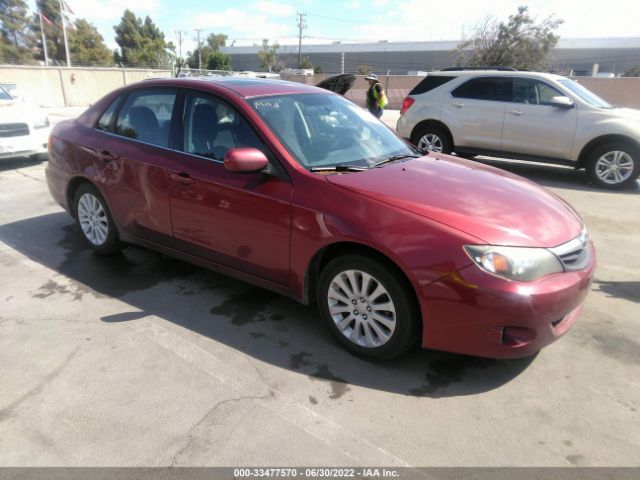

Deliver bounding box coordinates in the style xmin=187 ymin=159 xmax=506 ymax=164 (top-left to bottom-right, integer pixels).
xmin=90 ymin=89 xmax=178 ymax=246
xmin=501 ymin=78 xmax=577 ymax=158
xmin=442 ymin=76 xmax=511 ymax=149
xmin=169 ymin=91 xmax=292 ymax=285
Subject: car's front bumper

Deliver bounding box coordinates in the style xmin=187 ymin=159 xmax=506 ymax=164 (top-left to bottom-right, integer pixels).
xmin=419 ymin=241 xmax=596 ymax=358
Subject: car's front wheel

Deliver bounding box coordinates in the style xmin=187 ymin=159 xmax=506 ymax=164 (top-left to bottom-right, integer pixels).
xmin=73 ymin=183 xmax=124 ymax=255
xmin=412 ymin=126 xmax=452 ymax=154
xmin=586 ymin=142 xmax=640 ymax=189
xmin=317 ymin=254 xmax=420 ymax=361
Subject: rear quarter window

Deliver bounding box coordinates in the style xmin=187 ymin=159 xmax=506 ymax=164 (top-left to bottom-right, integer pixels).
xmin=409 ymin=76 xmax=456 ymax=96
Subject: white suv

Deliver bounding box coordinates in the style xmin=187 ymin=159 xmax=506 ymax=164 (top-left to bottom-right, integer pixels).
xmin=397 ymin=70 xmax=640 ymax=189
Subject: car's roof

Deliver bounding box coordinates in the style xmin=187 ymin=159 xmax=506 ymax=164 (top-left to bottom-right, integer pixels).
xmin=429 ymin=70 xmax=566 ymax=81
xmin=138 ymin=76 xmax=325 ymax=98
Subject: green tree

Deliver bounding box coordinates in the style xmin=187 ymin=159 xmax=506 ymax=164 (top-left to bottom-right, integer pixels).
xmin=206 ymin=50 xmax=231 ymax=70
xmin=68 ymin=19 xmax=112 ymax=65
xmin=258 ymin=39 xmax=283 ymax=72
xmin=114 ymin=9 xmax=172 ymax=67
xmin=622 ymin=66 xmax=640 ymax=77
xmin=186 ymin=32 xmax=230 ymax=71
xmin=454 ymin=6 xmax=563 ymax=71
xmin=0 ymin=0 xmax=35 ymax=63
xmin=299 ymin=56 xmax=313 ymax=69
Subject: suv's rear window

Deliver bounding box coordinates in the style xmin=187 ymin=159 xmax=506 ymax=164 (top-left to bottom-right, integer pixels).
xmin=409 ymin=76 xmax=456 ymax=95
xmin=451 ymin=77 xmax=512 ymax=102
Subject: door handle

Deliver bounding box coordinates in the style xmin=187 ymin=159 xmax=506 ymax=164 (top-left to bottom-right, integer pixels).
xmin=452 ymin=102 xmax=464 ymax=108
xmin=171 ymin=172 xmax=195 ymax=185
xmin=509 ymin=110 xmax=524 ymax=116
xmin=97 ymin=150 xmax=118 ymax=162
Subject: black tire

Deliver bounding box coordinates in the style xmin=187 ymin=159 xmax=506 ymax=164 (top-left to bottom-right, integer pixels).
xmin=73 ymin=183 xmax=124 ymax=255
xmin=586 ymin=142 xmax=640 ymax=189
xmin=411 ymin=125 xmax=452 ymax=154
xmin=317 ymin=254 xmax=420 ymax=361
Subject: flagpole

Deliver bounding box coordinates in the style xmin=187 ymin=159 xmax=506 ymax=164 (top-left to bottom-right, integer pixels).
xmin=59 ymin=0 xmax=71 ymax=67
xmin=38 ymin=11 xmax=50 ymax=66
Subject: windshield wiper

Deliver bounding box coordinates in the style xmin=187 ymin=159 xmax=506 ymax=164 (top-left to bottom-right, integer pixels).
xmin=371 ymin=154 xmax=421 ymax=168
xmin=310 ymin=164 xmax=368 ymax=172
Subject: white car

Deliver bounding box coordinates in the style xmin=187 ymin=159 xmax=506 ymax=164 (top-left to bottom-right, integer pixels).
xmin=397 ymin=69 xmax=640 ymax=189
xmin=0 ymin=86 xmax=51 ymax=161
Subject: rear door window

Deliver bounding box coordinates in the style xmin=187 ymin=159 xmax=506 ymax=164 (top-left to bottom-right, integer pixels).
xmin=115 ymin=89 xmax=177 ymax=148
xmin=451 ymin=77 xmax=512 ymax=102
xmin=409 ymin=76 xmax=456 ymax=95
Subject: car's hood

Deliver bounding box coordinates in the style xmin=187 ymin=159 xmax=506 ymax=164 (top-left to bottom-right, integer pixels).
xmin=326 ymin=155 xmax=583 ymax=248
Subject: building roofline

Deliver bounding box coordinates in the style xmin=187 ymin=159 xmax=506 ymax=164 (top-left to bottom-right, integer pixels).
xmin=221 ymin=37 xmax=640 ymax=55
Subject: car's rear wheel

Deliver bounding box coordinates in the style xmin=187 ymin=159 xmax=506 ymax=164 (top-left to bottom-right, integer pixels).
xmin=317 ymin=254 xmax=420 ymax=361
xmin=73 ymin=183 xmax=124 ymax=255
xmin=586 ymin=142 xmax=640 ymax=189
xmin=412 ymin=126 xmax=452 ymax=154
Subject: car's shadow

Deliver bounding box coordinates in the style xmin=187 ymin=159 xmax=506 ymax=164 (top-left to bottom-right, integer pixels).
xmin=0 ymin=212 xmax=537 ymax=400
xmin=0 ymin=157 xmax=46 ymax=172
xmin=472 ymin=157 xmax=640 ymax=194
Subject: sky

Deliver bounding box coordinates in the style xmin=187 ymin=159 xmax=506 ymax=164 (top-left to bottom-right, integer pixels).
xmin=28 ymin=0 xmax=640 ymax=54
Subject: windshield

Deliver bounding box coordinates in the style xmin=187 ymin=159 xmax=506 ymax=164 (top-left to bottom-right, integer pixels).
xmin=558 ymin=79 xmax=613 ymax=108
xmin=0 ymin=87 xmax=12 ymax=101
xmin=249 ymin=93 xmax=418 ymax=170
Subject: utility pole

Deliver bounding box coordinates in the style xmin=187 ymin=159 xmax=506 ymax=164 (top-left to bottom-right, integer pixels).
xmin=341 ymin=52 xmax=345 ymax=74
xmin=175 ymin=30 xmax=186 ymax=60
xmin=194 ymin=28 xmax=204 ymax=71
xmin=297 ymin=12 xmax=307 ymax=68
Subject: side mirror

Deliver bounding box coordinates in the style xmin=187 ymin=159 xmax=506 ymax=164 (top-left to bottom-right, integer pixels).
xmin=549 ymin=96 xmax=574 ymax=108
xmin=223 ymin=147 xmax=269 ymax=173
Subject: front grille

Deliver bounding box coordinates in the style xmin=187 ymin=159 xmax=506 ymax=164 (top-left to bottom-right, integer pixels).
xmin=550 ymin=229 xmax=590 ymax=271
xmin=0 ymin=122 xmax=29 ymax=138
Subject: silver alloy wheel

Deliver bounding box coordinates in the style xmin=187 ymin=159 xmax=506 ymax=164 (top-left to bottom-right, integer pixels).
xmin=327 ymin=269 xmax=397 ymax=348
xmin=418 ymin=133 xmax=443 ymax=153
xmin=77 ymin=193 xmax=109 ymax=246
xmin=595 ymin=150 xmax=634 ymax=185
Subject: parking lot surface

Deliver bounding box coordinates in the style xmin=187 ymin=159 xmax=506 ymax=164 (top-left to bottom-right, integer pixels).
xmin=0 ymin=112 xmax=639 ymax=466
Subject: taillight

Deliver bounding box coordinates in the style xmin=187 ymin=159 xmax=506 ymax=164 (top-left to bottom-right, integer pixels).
xmin=400 ymin=97 xmax=415 ymax=115
xmin=47 ymin=135 xmax=54 ymax=151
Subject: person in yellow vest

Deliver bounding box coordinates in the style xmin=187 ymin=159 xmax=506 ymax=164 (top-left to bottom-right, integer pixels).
xmin=365 ymin=74 xmax=388 ymax=119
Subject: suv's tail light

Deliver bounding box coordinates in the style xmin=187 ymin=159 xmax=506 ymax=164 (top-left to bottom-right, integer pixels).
xmin=400 ymin=97 xmax=415 ymax=115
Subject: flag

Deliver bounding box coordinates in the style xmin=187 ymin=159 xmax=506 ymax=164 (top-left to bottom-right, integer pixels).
xmin=40 ymin=13 xmax=53 ymax=26
xmin=61 ymin=0 xmax=75 ymax=15
xmin=64 ymin=17 xmax=76 ymax=31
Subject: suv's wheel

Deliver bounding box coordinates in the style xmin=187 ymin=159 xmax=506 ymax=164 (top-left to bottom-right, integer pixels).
xmin=586 ymin=142 xmax=640 ymax=189
xmin=73 ymin=183 xmax=124 ymax=255
xmin=412 ymin=126 xmax=452 ymax=154
xmin=317 ymin=254 xmax=420 ymax=361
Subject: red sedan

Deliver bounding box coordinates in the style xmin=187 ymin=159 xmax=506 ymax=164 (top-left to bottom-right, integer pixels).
xmin=45 ymin=77 xmax=596 ymax=360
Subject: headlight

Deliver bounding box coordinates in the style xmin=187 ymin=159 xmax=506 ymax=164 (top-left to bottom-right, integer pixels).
xmin=33 ymin=116 xmax=50 ymax=129
xmin=464 ymin=245 xmax=563 ymax=282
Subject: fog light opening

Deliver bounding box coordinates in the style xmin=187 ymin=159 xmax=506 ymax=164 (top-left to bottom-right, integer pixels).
xmin=488 ymin=326 xmax=538 ymax=347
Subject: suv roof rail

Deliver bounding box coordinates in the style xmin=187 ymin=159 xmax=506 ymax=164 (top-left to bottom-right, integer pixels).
xmin=441 ymin=66 xmax=518 ymax=72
